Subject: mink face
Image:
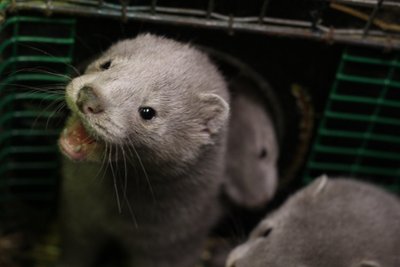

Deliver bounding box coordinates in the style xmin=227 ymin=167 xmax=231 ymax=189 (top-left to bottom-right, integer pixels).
xmin=59 ymin=34 xmax=229 ymax=169
xmin=226 ymin=176 xmax=400 ymax=267
xmin=224 ymin=92 xmax=279 ymax=208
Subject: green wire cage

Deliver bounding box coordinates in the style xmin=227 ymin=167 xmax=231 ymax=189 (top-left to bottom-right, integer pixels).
xmin=0 ymin=0 xmax=400 ymax=266
xmin=0 ymin=15 xmax=75 ymax=224
xmin=303 ymin=48 xmax=400 ymax=192
xmin=0 ymin=0 xmax=399 ymax=225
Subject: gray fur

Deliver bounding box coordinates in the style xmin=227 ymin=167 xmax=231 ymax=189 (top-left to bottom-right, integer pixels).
xmin=58 ymin=34 xmax=230 ymax=267
xmin=227 ymin=176 xmax=400 ymax=267
xmin=224 ymin=84 xmax=278 ymax=208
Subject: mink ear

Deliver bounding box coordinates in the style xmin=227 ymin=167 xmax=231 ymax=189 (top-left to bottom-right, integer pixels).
xmin=308 ymin=174 xmax=329 ymax=197
xmin=197 ymin=93 xmax=229 ymax=143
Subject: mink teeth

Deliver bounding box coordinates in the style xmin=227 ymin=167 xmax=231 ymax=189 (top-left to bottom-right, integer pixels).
xmin=73 ymin=145 xmax=82 ymax=153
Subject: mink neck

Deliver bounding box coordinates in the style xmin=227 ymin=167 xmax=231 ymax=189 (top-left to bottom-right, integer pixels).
xmin=106 ymin=134 xmax=225 ymax=182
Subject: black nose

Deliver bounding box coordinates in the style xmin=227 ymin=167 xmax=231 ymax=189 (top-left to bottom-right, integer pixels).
xmin=76 ymin=86 xmax=104 ymax=114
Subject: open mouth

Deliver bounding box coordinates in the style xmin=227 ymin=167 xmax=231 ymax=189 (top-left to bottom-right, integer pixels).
xmin=58 ymin=116 xmax=99 ymax=161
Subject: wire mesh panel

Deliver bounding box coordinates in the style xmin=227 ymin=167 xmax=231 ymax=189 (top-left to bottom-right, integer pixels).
xmin=0 ymin=15 xmax=75 ymax=226
xmin=304 ymin=48 xmax=400 ymax=193
xmin=4 ymin=0 xmax=400 ymax=50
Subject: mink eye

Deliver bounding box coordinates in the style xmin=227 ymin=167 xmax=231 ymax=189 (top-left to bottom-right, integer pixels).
xmin=139 ymin=107 xmax=156 ymax=120
xmin=100 ymin=60 xmax=112 ymax=70
xmin=260 ymin=228 xmax=272 ymax=238
xmin=259 ymin=148 xmax=268 ymax=159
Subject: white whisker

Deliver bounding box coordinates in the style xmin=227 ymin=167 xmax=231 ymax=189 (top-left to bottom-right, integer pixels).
xmin=109 ymin=144 xmax=122 ymax=213
xmin=119 ymin=145 xmax=138 ymax=227
xmin=126 ymin=139 xmax=156 ymax=203
xmin=45 ymin=101 xmax=66 ymax=130
xmin=17 ymin=43 xmax=80 ymax=76
xmin=124 ymin=196 xmax=138 ymax=229
xmin=120 ymin=145 xmax=129 ymax=200
xmin=93 ymin=142 xmax=110 ymax=184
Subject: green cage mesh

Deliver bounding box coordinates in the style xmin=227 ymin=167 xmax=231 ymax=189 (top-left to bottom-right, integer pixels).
xmin=0 ymin=15 xmax=75 ymax=225
xmin=304 ymin=48 xmax=400 ymax=193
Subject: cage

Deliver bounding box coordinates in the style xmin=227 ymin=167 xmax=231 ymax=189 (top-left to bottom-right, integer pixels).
xmin=0 ymin=0 xmax=400 ymax=266
xmin=303 ymin=47 xmax=400 ymax=192
xmin=0 ymin=13 xmax=75 ymax=267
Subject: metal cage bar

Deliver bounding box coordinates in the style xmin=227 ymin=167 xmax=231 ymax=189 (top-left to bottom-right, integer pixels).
xmin=5 ymin=0 xmax=400 ymax=50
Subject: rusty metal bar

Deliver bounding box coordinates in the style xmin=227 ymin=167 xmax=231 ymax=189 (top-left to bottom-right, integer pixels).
xmin=259 ymin=0 xmax=270 ymax=23
xmin=206 ymin=0 xmax=214 ymax=19
xmin=120 ymin=0 xmax=128 ymax=22
xmin=151 ymin=0 xmax=156 ymax=15
xmin=363 ymin=0 xmax=384 ymax=36
xmin=324 ymin=0 xmax=400 ymax=8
